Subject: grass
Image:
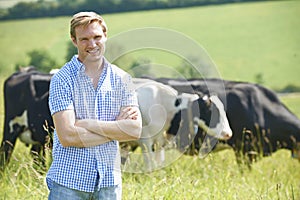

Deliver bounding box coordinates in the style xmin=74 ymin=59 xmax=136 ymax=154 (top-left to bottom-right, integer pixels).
xmin=1 ymin=141 xmax=299 ymax=199
xmin=0 ymin=17 xmax=69 ymax=77
xmin=1 ymin=1 xmax=300 ymax=199
xmin=0 ymin=141 xmax=49 ymax=200
xmin=123 ymin=149 xmax=300 ymax=200
xmin=280 ymin=93 xmax=300 ymax=117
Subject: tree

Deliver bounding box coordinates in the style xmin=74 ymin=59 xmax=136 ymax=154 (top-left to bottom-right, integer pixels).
xmin=27 ymin=49 xmax=58 ymax=73
xmin=65 ymin=41 xmax=77 ymax=62
xmin=177 ymin=56 xmax=210 ymax=79
xmin=128 ymin=57 xmax=151 ymax=78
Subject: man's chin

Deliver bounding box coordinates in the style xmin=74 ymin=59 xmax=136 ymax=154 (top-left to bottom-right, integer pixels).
xmin=85 ymin=54 xmax=103 ymax=62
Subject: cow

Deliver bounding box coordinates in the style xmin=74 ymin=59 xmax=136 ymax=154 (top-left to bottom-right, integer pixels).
xmin=0 ymin=69 xmax=54 ymax=171
xmin=121 ymin=78 xmax=232 ymax=172
xmin=155 ymin=77 xmax=300 ymax=164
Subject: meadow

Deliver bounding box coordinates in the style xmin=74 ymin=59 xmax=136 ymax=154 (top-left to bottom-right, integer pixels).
xmin=0 ymin=1 xmax=300 ymax=199
xmin=0 ymin=1 xmax=299 ymax=89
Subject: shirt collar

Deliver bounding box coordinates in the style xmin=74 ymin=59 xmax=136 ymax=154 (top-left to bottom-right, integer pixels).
xmin=71 ymin=55 xmax=109 ymax=74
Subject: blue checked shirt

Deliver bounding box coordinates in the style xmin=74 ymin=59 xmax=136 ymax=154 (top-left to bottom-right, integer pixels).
xmin=46 ymin=55 xmax=138 ymax=192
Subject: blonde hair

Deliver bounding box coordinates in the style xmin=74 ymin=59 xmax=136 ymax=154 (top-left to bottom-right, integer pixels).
xmin=70 ymin=11 xmax=108 ymax=39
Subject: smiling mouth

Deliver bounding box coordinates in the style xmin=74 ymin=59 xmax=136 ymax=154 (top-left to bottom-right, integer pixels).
xmin=87 ymin=49 xmax=99 ymax=54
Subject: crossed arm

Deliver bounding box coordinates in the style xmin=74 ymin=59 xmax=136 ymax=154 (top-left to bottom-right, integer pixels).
xmin=53 ymin=106 xmax=142 ymax=147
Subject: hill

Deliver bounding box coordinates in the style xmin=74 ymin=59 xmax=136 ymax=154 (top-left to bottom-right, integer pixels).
xmin=0 ymin=1 xmax=299 ymax=90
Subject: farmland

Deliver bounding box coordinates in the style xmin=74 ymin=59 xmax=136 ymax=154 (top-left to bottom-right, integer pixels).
xmin=0 ymin=1 xmax=300 ymax=199
xmin=0 ymin=1 xmax=299 ymax=89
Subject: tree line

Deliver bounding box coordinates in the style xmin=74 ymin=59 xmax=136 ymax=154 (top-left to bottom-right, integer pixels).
xmin=0 ymin=0 xmax=262 ymax=20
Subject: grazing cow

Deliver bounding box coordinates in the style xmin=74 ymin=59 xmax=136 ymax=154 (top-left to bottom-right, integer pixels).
xmin=0 ymin=69 xmax=54 ymax=171
xmin=167 ymin=93 xmax=232 ymax=157
xmin=156 ymin=77 xmax=300 ymax=162
xmin=121 ymin=78 xmax=232 ymax=171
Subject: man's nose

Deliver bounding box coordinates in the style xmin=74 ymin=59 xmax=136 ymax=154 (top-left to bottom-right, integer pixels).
xmin=88 ymin=39 xmax=97 ymax=47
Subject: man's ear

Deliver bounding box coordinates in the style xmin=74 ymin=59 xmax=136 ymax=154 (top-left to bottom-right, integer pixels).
xmin=102 ymin=34 xmax=108 ymax=43
xmin=71 ymin=36 xmax=77 ymax=47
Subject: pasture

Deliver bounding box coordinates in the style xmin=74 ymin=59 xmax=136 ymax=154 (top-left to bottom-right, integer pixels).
xmin=0 ymin=1 xmax=299 ymax=89
xmin=0 ymin=1 xmax=300 ymax=199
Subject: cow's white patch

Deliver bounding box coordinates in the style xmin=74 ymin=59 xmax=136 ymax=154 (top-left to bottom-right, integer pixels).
xmin=134 ymin=79 xmax=181 ymax=171
xmin=19 ymin=129 xmax=39 ymax=144
xmin=9 ymin=110 xmax=28 ymax=133
xmin=177 ymin=93 xmax=199 ymax=110
xmin=49 ymin=68 xmax=59 ymax=74
xmin=8 ymin=110 xmax=39 ymax=145
xmin=209 ymin=95 xmax=232 ymax=140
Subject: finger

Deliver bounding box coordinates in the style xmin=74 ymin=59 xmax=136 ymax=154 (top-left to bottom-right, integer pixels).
xmin=116 ymin=110 xmax=130 ymax=120
xmin=119 ymin=107 xmax=131 ymax=116
xmin=117 ymin=107 xmax=138 ymax=120
xmin=126 ymin=109 xmax=137 ymax=116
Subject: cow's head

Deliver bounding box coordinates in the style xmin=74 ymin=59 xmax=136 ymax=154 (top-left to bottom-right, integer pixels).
xmin=194 ymin=94 xmax=232 ymax=140
xmin=167 ymin=93 xmax=232 ymax=152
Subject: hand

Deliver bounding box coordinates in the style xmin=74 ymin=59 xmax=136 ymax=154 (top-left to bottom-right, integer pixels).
xmin=117 ymin=107 xmax=138 ymax=120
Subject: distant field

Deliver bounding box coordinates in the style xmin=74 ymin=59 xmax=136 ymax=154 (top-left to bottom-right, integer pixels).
xmin=280 ymin=93 xmax=300 ymax=117
xmin=0 ymin=1 xmax=299 ymax=90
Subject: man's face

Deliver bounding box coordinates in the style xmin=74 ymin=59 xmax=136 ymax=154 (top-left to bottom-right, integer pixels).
xmin=72 ymin=21 xmax=107 ymax=63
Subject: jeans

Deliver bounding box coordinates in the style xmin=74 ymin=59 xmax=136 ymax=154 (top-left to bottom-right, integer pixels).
xmin=48 ymin=181 xmax=122 ymax=200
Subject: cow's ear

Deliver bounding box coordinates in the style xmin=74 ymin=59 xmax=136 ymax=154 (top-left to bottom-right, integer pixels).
xmin=175 ymin=98 xmax=182 ymax=107
xmin=202 ymin=95 xmax=211 ymax=107
xmin=195 ymin=91 xmax=203 ymax=97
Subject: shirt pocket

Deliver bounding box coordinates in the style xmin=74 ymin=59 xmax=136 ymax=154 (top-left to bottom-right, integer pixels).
xmin=103 ymin=90 xmax=122 ymax=119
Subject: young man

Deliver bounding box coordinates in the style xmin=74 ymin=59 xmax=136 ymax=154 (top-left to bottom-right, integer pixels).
xmin=46 ymin=12 xmax=142 ymax=200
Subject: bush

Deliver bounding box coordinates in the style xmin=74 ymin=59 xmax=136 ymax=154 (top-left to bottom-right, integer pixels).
xmin=27 ymin=49 xmax=58 ymax=73
xmin=279 ymin=84 xmax=300 ymax=93
xmin=65 ymin=41 xmax=77 ymax=62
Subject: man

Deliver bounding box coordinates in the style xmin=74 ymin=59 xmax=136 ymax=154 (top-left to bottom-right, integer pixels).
xmin=46 ymin=12 xmax=142 ymax=200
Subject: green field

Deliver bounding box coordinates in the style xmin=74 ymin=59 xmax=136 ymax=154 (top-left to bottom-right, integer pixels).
xmin=1 ymin=1 xmax=300 ymax=199
xmin=0 ymin=1 xmax=300 ymax=89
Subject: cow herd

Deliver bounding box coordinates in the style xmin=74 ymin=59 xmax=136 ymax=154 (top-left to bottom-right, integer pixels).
xmin=0 ymin=68 xmax=299 ymax=172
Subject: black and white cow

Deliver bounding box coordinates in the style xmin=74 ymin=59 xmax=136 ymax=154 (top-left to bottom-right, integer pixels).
xmin=121 ymin=78 xmax=232 ymax=171
xmin=156 ymin=77 xmax=300 ymax=162
xmin=0 ymin=69 xmax=54 ymax=171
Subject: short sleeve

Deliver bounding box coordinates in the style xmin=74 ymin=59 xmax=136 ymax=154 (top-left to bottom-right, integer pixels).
xmin=48 ymin=74 xmax=74 ymax=115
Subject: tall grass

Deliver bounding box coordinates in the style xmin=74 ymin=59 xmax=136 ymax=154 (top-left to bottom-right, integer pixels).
xmin=123 ymin=149 xmax=300 ymax=200
xmin=0 ymin=141 xmax=48 ymax=200
xmin=1 ymin=143 xmax=299 ymax=199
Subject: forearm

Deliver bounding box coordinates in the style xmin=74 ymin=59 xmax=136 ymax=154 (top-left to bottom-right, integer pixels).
xmin=76 ymin=119 xmax=142 ymax=142
xmin=59 ymin=125 xmax=111 ymax=147
xmin=53 ymin=110 xmax=111 ymax=148
xmin=76 ymin=106 xmax=142 ymax=142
